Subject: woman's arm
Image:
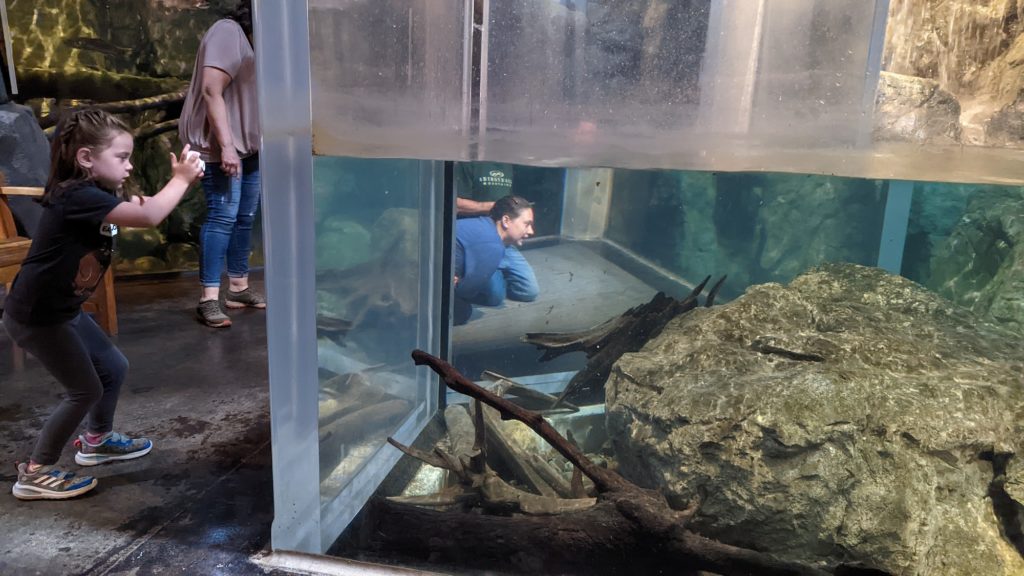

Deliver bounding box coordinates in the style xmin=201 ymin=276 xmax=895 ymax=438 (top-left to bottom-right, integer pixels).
xmin=105 ymin=148 xmax=203 ymax=228
xmin=201 ymin=66 xmax=242 ymax=177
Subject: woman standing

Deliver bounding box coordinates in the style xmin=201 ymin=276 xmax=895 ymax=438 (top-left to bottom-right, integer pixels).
xmin=179 ymin=3 xmax=265 ymax=327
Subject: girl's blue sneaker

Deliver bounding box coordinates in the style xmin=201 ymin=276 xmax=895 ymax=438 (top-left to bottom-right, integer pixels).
xmin=74 ymin=431 xmax=153 ymax=466
xmin=12 ymin=463 xmax=97 ymax=500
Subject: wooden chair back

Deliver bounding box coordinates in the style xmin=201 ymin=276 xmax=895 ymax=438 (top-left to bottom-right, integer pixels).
xmin=0 ymin=190 xmax=33 ymax=288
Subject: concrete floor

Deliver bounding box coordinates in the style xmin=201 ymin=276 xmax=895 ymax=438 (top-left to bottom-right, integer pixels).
xmin=0 ymin=273 xmax=287 ymax=575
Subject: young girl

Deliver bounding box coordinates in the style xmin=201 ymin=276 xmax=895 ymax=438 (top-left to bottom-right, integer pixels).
xmin=2 ymin=109 xmax=204 ymax=500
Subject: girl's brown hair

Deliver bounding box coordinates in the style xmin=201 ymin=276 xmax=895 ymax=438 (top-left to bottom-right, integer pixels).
xmin=43 ymin=108 xmax=131 ymax=205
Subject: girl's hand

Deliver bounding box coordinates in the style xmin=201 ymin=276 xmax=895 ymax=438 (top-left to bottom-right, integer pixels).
xmin=171 ymin=144 xmax=205 ymax=184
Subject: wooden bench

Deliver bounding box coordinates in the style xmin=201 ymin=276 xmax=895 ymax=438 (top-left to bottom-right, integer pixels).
xmin=1 ymin=186 xmax=118 ymax=336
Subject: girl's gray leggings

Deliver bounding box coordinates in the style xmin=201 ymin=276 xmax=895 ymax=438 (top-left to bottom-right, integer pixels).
xmin=3 ymin=311 xmax=128 ymax=465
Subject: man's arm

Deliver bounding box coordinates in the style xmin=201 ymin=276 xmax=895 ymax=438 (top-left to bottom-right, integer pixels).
xmin=456 ymin=197 xmax=494 ymax=216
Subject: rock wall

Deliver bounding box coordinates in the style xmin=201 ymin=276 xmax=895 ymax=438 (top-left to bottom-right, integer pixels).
xmin=874 ymin=72 xmax=962 ymax=144
xmin=884 ymin=0 xmax=1024 ymax=146
xmin=607 ymin=170 xmax=887 ymax=297
xmin=928 ymin=186 xmax=1024 ymax=333
xmin=1 ymin=1 xmax=252 ymax=275
xmin=7 ymin=0 xmax=234 ymax=78
xmin=606 ymin=263 xmax=1024 ymax=575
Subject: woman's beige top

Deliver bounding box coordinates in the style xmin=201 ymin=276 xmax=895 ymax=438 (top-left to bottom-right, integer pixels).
xmin=178 ymin=19 xmax=260 ymax=162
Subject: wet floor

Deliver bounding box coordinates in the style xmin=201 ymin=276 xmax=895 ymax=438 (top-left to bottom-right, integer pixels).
xmin=0 ymin=273 xmax=288 ymax=575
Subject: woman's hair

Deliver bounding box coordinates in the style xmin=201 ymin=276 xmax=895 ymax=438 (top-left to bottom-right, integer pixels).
xmin=43 ymin=108 xmax=131 ymax=205
xmin=220 ymin=0 xmax=253 ymax=37
xmin=489 ymin=195 xmax=533 ymax=222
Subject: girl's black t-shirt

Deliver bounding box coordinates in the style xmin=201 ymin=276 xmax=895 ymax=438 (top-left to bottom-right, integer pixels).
xmin=3 ymin=182 xmax=122 ymax=325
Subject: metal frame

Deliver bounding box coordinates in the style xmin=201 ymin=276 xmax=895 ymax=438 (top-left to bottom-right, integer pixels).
xmin=877 ymin=180 xmax=914 ymax=274
xmin=254 ymin=0 xmax=322 ymax=555
xmin=860 ymin=0 xmax=892 ymax=147
xmin=255 ymin=1 xmax=450 ymax=554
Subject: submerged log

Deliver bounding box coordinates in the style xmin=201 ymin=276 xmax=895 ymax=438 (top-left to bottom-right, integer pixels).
xmin=318 ymin=372 xmax=394 ymax=427
xmin=390 ymin=401 xmax=595 ymax=517
xmin=524 ymin=275 xmax=722 ymax=406
xmin=474 ymin=403 xmax=558 ymax=498
xmin=319 ymin=399 xmax=411 ymax=481
xmin=374 ymin=350 xmax=832 ymax=576
xmin=370 ymin=498 xmax=827 ymax=576
xmin=482 ymin=370 xmax=580 ymax=414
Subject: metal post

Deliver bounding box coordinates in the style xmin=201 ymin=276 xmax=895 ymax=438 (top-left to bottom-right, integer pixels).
xmin=253 ymin=0 xmax=321 ymax=555
xmin=859 ymin=0 xmax=891 ymax=147
xmin=478 ymin=0 xmax=490 ymax=159
xmin=877 ymin=179 xmax=913 ymax=275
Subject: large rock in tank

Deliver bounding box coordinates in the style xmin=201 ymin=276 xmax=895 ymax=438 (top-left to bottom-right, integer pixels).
xmin=606 ymin=263 xmax=1024 ymax=575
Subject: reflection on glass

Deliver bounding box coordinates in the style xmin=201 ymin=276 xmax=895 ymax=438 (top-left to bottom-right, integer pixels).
xmin=314 ymin=156 xmax=434 ymax=497
xmin=452 ymin=160 xmax=1023 ymax=400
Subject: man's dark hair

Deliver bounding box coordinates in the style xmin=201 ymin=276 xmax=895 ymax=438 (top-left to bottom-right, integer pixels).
xmin=489 ymin=195 xmax=533 ymax=222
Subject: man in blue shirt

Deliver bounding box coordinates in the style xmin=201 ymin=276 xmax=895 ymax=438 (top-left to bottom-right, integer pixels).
xmin=454 ymin=195 xmax=536 ymax=325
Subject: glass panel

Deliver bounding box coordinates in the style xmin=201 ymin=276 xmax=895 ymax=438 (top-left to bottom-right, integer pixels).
xmin=299 ymin=1 xmax=1024 ymax=186
xmin=259 ymin=2 xmax=448 ymax=555
xmin=606 ymin=170 xmax=888 ymax=295
xmin=451 ymin=161 xmax=571 ymax=383
xmin=477 ymin=1 xmax=900 ymax=177
xmin=451 ymin=164 xmax=896 ymax=388
xmin=308 ymin=0 xmax=469 ymax=159
xmin=477 ymin=0 xmax=1024 ymax=184
xmin=314 ymin=155 xmax=441 ymax=512
xmin=349 ymin=159 xmax=1024 ymax=575
xmin=257 ymin=0 xmax=322 ymax=554
xmin=261 ymin=0 xmax=1024 ymax=566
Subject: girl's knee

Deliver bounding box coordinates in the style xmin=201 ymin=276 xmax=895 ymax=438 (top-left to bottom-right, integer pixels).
xmin=96 ymin=349 xmax=130 ymax=385
xmin=110 ymin=353 xmax=130 ymax=384
xmin=113 ymin=353 xmax=129 ymax=381
xmin=70 ymin=382 xmax=104 ymax=406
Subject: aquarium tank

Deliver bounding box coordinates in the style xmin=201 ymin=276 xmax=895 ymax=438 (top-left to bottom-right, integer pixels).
xmin=3 ymin=2 xmax=1019 ymax=573
xmin=254 ymin=1 xmax=1024 ymax=575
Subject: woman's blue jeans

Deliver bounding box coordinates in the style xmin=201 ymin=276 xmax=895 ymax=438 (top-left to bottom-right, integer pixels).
xmin=199 ymin=154 xmax=261 ymax=287
xmin=453 ymin=246 xmax=539 ymax=325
